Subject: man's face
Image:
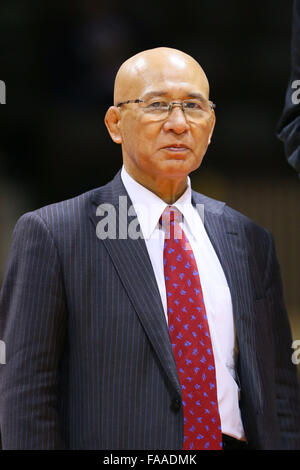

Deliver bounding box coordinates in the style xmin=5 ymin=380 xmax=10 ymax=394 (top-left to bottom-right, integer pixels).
xmin=107 ymin=51 xmax=215 ymax=184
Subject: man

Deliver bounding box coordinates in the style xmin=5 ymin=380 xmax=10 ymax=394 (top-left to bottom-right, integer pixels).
xmin=277 ymin=0 xmax=300 ymax=177
xmin=0 ymin=47 xmax=300 ymax=450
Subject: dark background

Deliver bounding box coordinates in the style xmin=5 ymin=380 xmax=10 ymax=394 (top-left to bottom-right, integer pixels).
xmin=0 ymin=0 xmax=299 ymax=374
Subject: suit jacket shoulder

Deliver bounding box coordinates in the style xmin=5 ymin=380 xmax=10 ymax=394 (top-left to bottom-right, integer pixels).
xmin=192 ymin=188 xmax=273 ymax=242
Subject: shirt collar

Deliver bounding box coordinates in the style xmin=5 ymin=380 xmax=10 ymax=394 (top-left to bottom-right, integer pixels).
xmin=121 ymin=165 xmax=202 ymax=240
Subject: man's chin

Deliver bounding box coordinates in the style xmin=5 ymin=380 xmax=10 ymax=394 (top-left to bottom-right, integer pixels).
xmin=155 ymin=158 xmax=199 ymax=178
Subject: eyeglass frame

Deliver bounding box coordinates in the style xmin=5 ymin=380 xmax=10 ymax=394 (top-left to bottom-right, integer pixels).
xmin=116 ymin=98 xmax=216 ymax=118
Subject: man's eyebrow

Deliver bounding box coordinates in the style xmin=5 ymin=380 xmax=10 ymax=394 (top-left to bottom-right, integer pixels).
xmin=142 ymin=91 xmax=168 ymax=100
xmin=187 ymin=92 xmax=206 ymax=101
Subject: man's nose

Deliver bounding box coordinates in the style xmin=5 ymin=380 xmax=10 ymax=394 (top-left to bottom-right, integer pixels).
xmin=163 ymin=105 xmax=190 ymax=134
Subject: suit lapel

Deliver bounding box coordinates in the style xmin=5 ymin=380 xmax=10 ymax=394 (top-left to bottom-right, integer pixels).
xmin=89 ymin=172 xmax=182 ymax=399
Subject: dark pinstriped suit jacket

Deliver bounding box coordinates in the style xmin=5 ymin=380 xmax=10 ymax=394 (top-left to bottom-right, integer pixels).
xmin=0 ymin=170 xmax=300 ymax=449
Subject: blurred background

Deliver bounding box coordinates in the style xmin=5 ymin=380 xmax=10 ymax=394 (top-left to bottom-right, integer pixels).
xmin=0 ymin=0 xmax=299 ymax=377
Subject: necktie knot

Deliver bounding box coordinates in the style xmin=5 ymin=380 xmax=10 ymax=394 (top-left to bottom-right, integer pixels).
xmin=160 ymin=206 xmax=183 ymax=237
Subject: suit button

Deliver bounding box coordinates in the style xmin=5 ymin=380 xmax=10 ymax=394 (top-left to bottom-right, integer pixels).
xmin=171 ymin=398 xmax=181 ymax=411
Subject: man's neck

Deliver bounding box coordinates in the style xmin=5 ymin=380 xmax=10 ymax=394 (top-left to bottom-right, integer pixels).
xmin=123 ymin=165 xmax=188 ymax=205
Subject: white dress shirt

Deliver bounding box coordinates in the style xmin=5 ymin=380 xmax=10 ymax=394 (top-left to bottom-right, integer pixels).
xmin=121 ymin=165 xmax=245 ymax=440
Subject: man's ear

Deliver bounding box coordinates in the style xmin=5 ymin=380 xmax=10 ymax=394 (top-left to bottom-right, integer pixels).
xmin=104 ymin=106 xmax=122 ymax=144
xmin=208 ymin=110 xmax=216 ymax=145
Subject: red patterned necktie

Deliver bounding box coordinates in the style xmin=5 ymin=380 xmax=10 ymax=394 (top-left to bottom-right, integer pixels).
xmin=161 ymin=206 xmax=222 ymax=450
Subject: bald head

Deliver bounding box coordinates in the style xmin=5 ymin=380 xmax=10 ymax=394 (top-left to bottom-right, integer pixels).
xmin=105 ymin=47 xmax=216 ymax=201
xmin=113 ymin=47 xmax=210 ymax=106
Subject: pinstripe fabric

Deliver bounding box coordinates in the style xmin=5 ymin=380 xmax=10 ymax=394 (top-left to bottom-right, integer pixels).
xmin=0 ymin=170 xmax=299 ymax=449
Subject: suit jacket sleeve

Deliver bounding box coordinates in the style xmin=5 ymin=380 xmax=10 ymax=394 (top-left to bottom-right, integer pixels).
xmin=0 ymin=211 xmax=67 ymax=449
xmin=264 ymin=230 xmax=300 ymax=448
xmin=277 ymin=0 xmax=300 ymax=176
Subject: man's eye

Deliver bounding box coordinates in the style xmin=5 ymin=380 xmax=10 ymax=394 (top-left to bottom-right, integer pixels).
xmin=184 ymin=101 xmax=202 ymax=109
xmin=147 ymin=101 xmax=167 ymax=108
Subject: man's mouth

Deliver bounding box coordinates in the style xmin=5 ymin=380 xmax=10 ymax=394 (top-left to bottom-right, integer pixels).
xmin=162 ymin=144 xmax=190 ymax=152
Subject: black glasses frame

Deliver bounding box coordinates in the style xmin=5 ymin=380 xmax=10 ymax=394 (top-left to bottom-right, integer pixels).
xmin=117 ymin=99 xmax=143 ymax=107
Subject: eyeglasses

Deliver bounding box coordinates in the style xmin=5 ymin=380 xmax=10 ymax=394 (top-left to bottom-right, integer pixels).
xmin=117 ymin=98 xmax=216 ymax=123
